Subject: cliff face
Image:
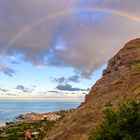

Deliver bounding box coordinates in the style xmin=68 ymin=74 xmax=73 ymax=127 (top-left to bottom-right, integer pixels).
xmin=86 ymin=38 xmax=140 ymax=102
xmin=45 ymin=38 xmax=140 ymax=140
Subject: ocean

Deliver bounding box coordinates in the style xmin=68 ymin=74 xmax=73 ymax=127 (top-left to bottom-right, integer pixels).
xmin=0 ymin=100 xmax=82 ymax=122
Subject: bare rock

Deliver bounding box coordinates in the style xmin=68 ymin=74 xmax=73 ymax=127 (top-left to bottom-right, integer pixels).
xmin=45 ymin=38 xmax=140 ymax=140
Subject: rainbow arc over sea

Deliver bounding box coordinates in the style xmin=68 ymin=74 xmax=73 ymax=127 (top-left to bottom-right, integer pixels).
xmin=2 ymin=7 xmax=140 ymax=56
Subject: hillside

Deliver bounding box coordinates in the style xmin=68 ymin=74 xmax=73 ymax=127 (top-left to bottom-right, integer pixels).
xmin=44 ymin=38 xmax=140 ymax=140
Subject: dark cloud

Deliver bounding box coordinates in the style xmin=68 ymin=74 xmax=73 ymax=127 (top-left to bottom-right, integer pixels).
xmin=68 ymin=75 xmax=79 ymax=82
xmin=0 ymin=88 xmax=8 ymax=92
xmin=16 ymin=85 xmax=33 ymax=93
xmin=52 ymin=77 xmax=66 ymax=84
xmin=16 ymin=85 xmax=24 ymax=90
xmin=56 ymin=83 xmax=90 ymax=91
xmin=0 ymin=63 xmax=15 ymax=76
xmin=52 ymin=75 xmax=80 ymax=85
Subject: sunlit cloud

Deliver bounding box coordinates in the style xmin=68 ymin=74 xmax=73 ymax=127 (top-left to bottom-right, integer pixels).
xmin=0 ymin=0 xmax=140 ymax=99
xmin=0 ymin=0 xmax=140 ymax=78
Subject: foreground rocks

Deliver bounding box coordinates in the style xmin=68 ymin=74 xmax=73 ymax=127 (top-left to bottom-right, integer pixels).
xmin=44 ymin=38 xmax=140 ymax=140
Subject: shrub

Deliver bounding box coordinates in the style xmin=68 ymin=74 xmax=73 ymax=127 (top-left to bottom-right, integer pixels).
xmin=89 ymin=100 xmax=140 ymax=140
xmin=132 ymin=63 xmax=140 ymax=69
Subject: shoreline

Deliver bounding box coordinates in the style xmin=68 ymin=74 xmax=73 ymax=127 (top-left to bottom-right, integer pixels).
xmin=0 ymin=109 xmax=75 ymax=139
xmin=0 ymin=109 xmax=75 ymax=127
xmin=0 ymin=100 xmax=81 ymax=124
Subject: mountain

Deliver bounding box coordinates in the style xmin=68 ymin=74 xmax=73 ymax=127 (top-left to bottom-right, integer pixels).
xmin=44 ymin=38 xmax=140 ymax=140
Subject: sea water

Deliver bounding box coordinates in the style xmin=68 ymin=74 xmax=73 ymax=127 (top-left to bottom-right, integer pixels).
xmin=0 ymin=100 xmax=82 ymax=122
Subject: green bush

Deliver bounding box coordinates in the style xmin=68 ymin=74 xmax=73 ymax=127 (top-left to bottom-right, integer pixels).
xmin=89 ymin=100 xmax=140 ymax=140
xmin=132 ymin=63 xmax=140 ymax=69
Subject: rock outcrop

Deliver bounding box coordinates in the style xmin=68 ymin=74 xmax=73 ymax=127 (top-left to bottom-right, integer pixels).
xmin=86 ymin=38 xmax=140 ymax=102
xmin=44 ymin=38 xmax=140 ymax=140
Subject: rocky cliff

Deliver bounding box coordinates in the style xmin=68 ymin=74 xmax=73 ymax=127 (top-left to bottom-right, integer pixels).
xmin=86 ymin=38 xmax=140 ymax=102
xmin=44 ymin=38 xmax=140 ymax=140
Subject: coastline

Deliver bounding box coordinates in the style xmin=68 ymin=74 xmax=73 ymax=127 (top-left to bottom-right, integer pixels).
xmin=0 ymin=100 xmax=80 ymax=139
xmin=0 ymin=109 xmax=75 ymax=139
xmin=0 ymin=100 xmax=81 ymax=123
xmin=18 ymin=109 xmax=75 ymax=122
xmin=1 ymin=108 xmax=75 ymax=125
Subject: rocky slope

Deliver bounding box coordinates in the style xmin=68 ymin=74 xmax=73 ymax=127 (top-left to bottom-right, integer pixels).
xmin=44 ymin=38 xmax=140 ymax=140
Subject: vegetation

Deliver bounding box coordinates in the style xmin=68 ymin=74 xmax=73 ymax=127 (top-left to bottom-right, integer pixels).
xmin=89 ymin=99 xmax=140 ymax=140
xmin=131 ymin=62 xmax=140 ymax=76
xmin=0 ymin=119 xmax=55 ymax=140
xmin=132 ymin=63 xmax=140 ymax=69
xmin=0 ymin=110 xmax=72 ymax=140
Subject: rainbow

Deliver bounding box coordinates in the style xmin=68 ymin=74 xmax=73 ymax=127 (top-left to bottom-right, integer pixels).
xmin=3 ymin=7 xmax=140 ymax=55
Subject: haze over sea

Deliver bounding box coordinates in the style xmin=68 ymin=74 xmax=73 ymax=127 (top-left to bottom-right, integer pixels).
xmin=0 ymin=100 xmax=82 ymax=122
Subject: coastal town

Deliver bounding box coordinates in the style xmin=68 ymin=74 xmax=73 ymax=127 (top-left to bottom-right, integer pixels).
xmin=0 ymin=122 xmax=5 ymax=128
xmin=0 ymin=109 xmax=74 ymax=139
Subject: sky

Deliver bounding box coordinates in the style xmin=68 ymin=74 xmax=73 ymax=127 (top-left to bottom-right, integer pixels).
xmin=0 ymin=0 xmax=140 ymax=100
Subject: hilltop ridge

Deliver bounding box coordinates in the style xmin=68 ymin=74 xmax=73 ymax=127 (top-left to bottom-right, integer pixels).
xmin=45 ymin=38 xmax=140 ymax=140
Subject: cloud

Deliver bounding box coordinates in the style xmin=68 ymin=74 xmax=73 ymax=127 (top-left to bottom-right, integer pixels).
xmin=16 ymin=85 xmax=34 ymax=93
xmin=0 ymin=63 xmax=15 ymax=76
xmin=52 ymin=75 xmax=80 ymax=84
xmin=56 ymin=83 xmax=90 ymax=91
xmin=52 ymin=77 xmax=66 ymax=84
xmin=0 ymin=93 xmax=16 ymax=96
xmin=32 ymin=85 xmax=36 ymax=89
xmin=68 ymin=75 xmax=79 ymax=82
xmin=47 ymin=91 xmax=61 ymax=94
xmin=0 ymin=0 xmax=140 ymax=77
xmin=16 ymin=85 xmax=25 ymax=90
xmin=0 ymin=88 xmax=8 ymax=92
xmin=9 ymin=56 xmax=19 ymax=64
